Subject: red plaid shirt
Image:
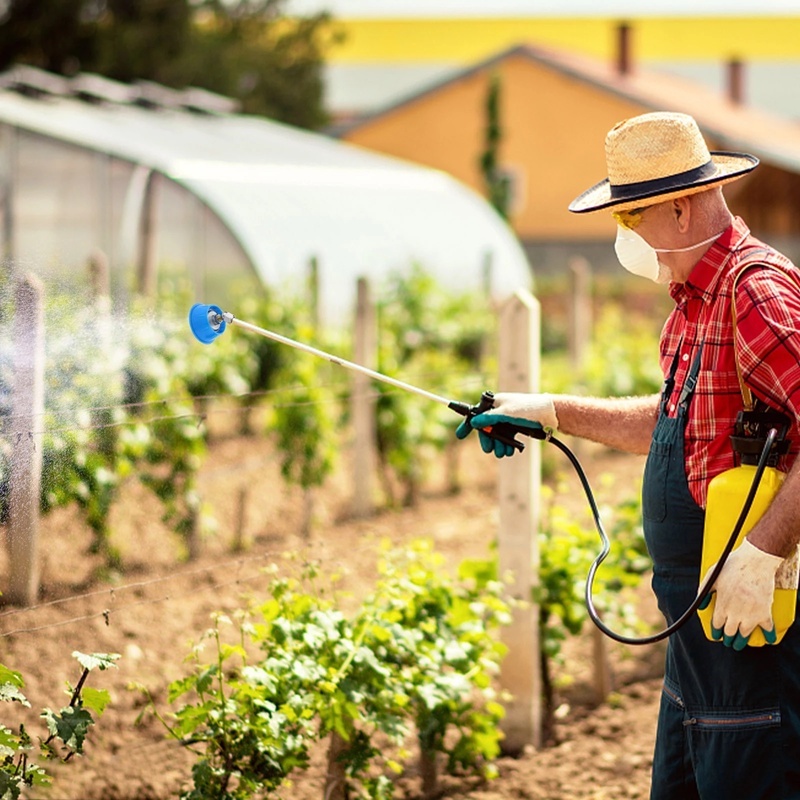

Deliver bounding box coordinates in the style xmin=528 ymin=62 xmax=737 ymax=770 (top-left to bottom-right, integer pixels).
xmin=660 ymin=217 xmax=800 ymax=508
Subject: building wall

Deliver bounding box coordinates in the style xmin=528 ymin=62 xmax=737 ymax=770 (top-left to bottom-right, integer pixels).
xmin=331 ymin=14 xmax=800 ymax=275
xmin=496 ymin=54 xmax=643 ymax=241
xmin=343 ymin=54 xmax=644 ymax=242
xmin=329 ymin=16 xmax=800 ymax=64
xmin=324 ymin=16 xmax=800 ymax=118
xmin=341 ymin=50 xmax=800 ymax=265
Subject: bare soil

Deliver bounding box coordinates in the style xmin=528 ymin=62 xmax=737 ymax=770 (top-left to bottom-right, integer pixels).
xmin=0 ymin=423 xmax=665 ymax=800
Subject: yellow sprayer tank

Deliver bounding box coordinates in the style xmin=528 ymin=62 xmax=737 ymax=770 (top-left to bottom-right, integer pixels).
xmin=699 ymin=464 xmax=798 ymax=647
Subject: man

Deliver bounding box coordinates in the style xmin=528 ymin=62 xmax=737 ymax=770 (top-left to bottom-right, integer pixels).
xmin=457 ymin=111 xmax=800 ymax=798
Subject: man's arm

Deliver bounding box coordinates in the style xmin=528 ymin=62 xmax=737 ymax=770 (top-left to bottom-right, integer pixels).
xmin=457 ymin=392 xmax=659 ymax=457
xmin=553 ymin=394 xmax=660 ymax=456
xmin=734 ymin=268 xmax=800 ymax=557
xmin=747 ymin=459 xmax=800 ymax=558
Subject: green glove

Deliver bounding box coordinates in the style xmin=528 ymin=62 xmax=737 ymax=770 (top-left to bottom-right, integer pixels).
xmin=456 ymin=412 xmax=544 ymax=458
xmin=455 ymin=392 xmax=558 ymax=459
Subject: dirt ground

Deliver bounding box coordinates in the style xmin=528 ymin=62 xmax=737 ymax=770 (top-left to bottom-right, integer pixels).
xmin=0 ymin=420 xmax=666 ymax=800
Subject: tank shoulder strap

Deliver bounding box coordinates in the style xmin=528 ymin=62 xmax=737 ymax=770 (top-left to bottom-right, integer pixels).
xmin=730 ymin=248 xmax=800 ymax=411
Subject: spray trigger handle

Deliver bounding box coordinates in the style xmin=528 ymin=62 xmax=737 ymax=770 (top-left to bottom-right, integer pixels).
xmin=449 ymin=391 xmax=546 ymax=452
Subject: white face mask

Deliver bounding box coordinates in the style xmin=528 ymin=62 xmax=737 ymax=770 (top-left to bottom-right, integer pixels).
xmin=614 ymin=226 xmax=724 ymax=284
xmin=614 ymin=227 xmax=668 ymax=283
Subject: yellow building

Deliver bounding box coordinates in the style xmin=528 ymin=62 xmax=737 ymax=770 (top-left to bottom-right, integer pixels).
xmin=321 ymin=10 xmax=800 ymax=121
xmin=337 ymin=35 xmax=800 ymax=273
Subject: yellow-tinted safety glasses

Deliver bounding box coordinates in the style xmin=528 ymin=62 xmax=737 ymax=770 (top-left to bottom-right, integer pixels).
xmin=611 ymin=206 xmax=651 ymax=230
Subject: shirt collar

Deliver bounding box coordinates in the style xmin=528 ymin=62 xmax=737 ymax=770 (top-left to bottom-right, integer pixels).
xmin=669 ymin=217 xmax=751 ymax=306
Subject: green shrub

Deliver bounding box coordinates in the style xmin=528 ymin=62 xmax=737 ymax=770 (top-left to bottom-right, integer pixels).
xmin=0 ymin=652 xmax=119 ymax=799
xmin=148 ymin=541 xmax=511 ymax=799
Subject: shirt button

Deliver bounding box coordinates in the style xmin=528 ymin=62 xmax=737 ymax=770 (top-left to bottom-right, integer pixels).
xmin=670 ymin=403 xmax=676 ymax=412
xmin=682 ymin=353 xmax=690 ymax=362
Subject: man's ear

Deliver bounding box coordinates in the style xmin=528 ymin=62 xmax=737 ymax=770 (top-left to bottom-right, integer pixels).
xmin=672 ymin=195 xmax=692 ymax=232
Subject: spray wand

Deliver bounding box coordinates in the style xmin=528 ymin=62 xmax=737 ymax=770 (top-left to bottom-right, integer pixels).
xmin=187 ymin=303 xmax=777 ymax=646
xmin=188 ymin=303 xmax=545 ymax=454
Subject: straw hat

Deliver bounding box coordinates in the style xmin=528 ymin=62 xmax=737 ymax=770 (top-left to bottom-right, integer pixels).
xmin=568 ymin=111 xmax=759 ymax=213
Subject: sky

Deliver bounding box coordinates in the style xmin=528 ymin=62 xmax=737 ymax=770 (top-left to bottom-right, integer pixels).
xmin=285 ymin=0 xmax=800 ymax=16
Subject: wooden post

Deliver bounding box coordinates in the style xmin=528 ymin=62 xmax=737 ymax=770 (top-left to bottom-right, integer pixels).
xmin=351 ymin=277 xmax=377 ymax=517
xmin=307 ymin=256 xmax=320 ymax=331
xmin=324 ymin=732 xmax=348 ymax=800
xmin=0 ymin=125 xmax=15 ymax=265
xmin=7 ymin=274 xmax=45 ymax=606
xmin=88 ymin=249 xmax=112 ymax=348
xmin=88 ymin=248 xmax=111 ymax=299
xmin=482 ymin=250 xmax=494 ymax=299
xmin=137 ymin=171 xmax=159 ymax=297
xmin=497 ymin=288 xmax=542 ymax=752
xmin=186 ymin=494 xmax=201 ymax=562
xmin=232 ymin=486 xmax=249 ymax=552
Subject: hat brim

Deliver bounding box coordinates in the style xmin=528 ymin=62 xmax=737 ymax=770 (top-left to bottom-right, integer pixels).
xmin=568 ymin=152 xmax=759 ymax=214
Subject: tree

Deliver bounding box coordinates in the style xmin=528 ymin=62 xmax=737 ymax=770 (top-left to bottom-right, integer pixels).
xmin=173 ymin=0 xmax=338 ymax=129
xmin=0 ymin=0 xmax=337 ymax=129
xmin=479 ymin=72 xmax=512 ymax=220
xmin=88 ymin=0 xmax=194 ymax=85
xmin=0 ymin=0 xmax=98 ymax=75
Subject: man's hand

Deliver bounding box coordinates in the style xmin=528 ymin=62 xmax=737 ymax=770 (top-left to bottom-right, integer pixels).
xmin=455 ymin=392 xmax=558 ymax=458
xmin=699 ymin=538 xmax=784 ymax=650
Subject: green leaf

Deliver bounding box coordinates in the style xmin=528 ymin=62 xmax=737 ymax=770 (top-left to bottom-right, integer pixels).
xmin=167 ymin=675 xmax=198 ymax=704
xmin=0 ymin=683 xmax=30 ymax=707
xmin=219 ymin=644 xmax=247 ymax=663
xmin=172 ymin=702 xmax=216 ymax=739
xmin=291 ymin=659 xmax=315 ymax=681
xmin=80 ymin=687 xmax=111 ymax=716
xmin=195 ymin=665 xmax=217 ymax=695
xmin=0 ymin=726 xmax=19 ymax=756
xmin=0 ymin=665 xmax=24 ymax=689
xmin=71 ymin=652 xmax=120 ymax=672
xmin=387 ymin=758 xmax=403 ymax=774
xmin=41 ymin=706 xmax=94 ymax=753
xmin=485 ymin=700 xmax=506 ymax=720
xmin=0 ymin=770 xmax=22 ymax=800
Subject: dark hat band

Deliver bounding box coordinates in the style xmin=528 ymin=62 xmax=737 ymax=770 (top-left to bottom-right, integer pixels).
xmin=609 ymin=160 xmax=717 ymax=201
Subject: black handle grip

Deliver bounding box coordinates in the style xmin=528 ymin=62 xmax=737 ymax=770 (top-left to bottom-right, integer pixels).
xmin=450 ymin=391 xmax=547 ymax=452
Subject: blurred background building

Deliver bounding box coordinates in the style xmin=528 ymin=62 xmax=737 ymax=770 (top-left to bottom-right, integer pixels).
xmin=294 ymin=0 xmax=800 ymax=123
xmin=283 ymin=0 xmax=800 ymax=272
xmin=335 ymin=35 xmax=800 ymax=273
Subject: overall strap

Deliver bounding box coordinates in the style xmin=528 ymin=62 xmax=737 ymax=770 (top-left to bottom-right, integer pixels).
xmin=660 ymin=337 xmax=684 ymax=415
xmin=677 ymin=340 xmax=705 ymax=416
xmin=731 ymin=248 xmax=800 ymax=411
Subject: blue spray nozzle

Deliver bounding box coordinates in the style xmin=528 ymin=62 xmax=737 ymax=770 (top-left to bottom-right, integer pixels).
xmin=189 ymin=303 xmax=227 ymax=344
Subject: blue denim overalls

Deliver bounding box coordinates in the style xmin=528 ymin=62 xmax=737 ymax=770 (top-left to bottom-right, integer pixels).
xmin=643 ymin=343 xmax=800 ymax=799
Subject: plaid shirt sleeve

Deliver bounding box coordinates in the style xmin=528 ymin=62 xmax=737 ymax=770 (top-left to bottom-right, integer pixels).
xmin=735 ymin=268 xmax=800 ymax=422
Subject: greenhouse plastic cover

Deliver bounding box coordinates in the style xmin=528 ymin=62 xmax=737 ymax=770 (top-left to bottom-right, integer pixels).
xmin=0 ymin=89 xmax=532 ymax=314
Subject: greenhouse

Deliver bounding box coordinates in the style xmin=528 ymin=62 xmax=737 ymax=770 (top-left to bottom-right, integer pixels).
xmin=0 ymin=66 xmax=532 ymax=319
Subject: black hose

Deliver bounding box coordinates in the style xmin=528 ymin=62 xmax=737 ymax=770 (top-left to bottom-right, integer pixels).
xmin=548 ymin=428 xmax=778 ymax=645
